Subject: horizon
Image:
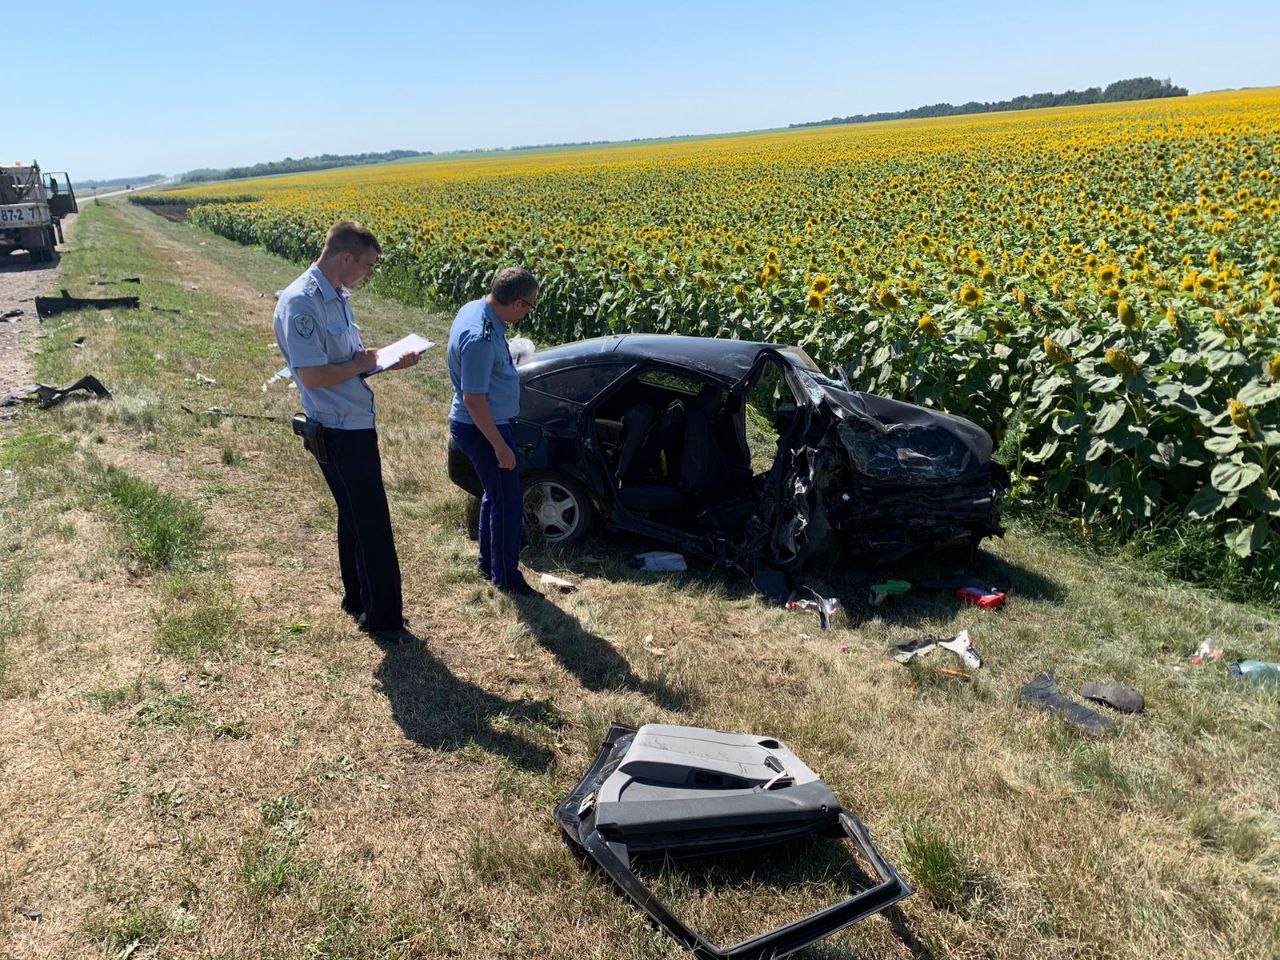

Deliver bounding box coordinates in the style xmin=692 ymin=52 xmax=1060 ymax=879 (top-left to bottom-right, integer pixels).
xmin=14 ymin=0 xmax=1280 ymax=181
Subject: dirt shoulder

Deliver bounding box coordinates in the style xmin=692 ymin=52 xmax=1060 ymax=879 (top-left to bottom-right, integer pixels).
xmin=0 ymin=213 xmax=76 ymax=424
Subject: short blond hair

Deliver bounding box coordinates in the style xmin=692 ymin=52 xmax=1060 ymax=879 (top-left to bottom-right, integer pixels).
xmin=321 ymin=221 xmax=381 ymax=259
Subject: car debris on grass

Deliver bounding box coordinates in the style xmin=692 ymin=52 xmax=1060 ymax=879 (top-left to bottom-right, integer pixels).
xmin=1 ymin=374 xmax=111 ymax=409
xmin=557 ymin=723 xmax=911 ymax=960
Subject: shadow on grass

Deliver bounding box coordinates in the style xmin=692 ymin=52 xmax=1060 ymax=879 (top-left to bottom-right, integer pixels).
xmin=523 ymin=534 xmax=1065 ymax=633
xmin=0 ymin=250 xmax=62 ymax=275
xmin=813 ymin=547 xmax=1067 ymax=629
xmin=374 ymin=640 xmax=553 ymax=772
xmin=511 ymin=591 xmax=690 ymax=710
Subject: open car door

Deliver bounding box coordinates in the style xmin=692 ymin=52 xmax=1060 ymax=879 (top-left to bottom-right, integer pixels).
xmin=557 ymin=723 xmax=912 ymax=959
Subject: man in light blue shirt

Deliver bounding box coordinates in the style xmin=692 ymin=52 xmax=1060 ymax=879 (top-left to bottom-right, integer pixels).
xmin=275 ymin=221 xmax=420 ymax=644
xmin=447 ymin=266 xmax=537 ymax=594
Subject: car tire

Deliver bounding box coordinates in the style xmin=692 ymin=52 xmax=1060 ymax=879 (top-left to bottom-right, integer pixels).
xmin=523 ymin=474 xmax=593 ymax=547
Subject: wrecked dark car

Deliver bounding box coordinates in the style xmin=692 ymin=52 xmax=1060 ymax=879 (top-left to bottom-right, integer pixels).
xmin=447 ymin=334 xmax=1006 ymax=572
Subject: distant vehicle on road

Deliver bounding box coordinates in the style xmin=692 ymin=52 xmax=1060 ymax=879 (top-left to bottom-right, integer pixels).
xmin=0 ymin=161 xmax=78 ymax=263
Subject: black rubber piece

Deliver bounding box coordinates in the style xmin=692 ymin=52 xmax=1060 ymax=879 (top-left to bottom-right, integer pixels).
xmin=1019 ymin=671 xmax=1116 ymax=736
xmin=1079 ymin=682 xmax=1145 ymax=714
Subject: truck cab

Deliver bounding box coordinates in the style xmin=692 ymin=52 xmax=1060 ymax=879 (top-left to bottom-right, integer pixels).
xmin=0 ymin=161 xmax=77 ymax=263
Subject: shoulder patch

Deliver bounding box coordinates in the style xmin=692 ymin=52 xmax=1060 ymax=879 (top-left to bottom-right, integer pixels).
xmin=293 ymin=315 xmax=316 ymax=339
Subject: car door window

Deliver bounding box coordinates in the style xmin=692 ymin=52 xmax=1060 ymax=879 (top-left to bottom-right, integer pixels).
xmin=635 ymin=368 xmax=709 ymax=395
xmin=527 ymin=363 xmax=631 ymax=404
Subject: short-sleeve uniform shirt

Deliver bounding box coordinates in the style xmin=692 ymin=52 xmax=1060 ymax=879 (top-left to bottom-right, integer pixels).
xmin=447 ymin=297 xmax=521 ymax=424
xmin=274 ymin=264 xmax=376 ymax=429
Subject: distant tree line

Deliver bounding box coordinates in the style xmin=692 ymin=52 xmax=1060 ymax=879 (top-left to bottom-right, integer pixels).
xmin=76 ymin=173 xmax=165 ymax=189
xmin=792 ymin=77 xmax=1188 ymax=129
xmin=179 ymin=150 xmax=431 ymax=184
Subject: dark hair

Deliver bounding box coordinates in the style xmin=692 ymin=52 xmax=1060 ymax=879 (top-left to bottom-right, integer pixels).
xmin=321 ymin=220 xmax=381 ymax=259
xmin=490 ymin=266 xmax=538 ymax=305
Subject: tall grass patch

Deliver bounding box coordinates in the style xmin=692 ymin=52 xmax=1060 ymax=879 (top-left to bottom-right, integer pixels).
xmin=93 ymin=466 xmax=206 ymax=569
xmin=901 ymin=819 xmax=983 ymax=912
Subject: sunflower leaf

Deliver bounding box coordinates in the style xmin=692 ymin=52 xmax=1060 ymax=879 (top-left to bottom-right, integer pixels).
xmin=1210 ymin=461 xmax=1264 ymax=494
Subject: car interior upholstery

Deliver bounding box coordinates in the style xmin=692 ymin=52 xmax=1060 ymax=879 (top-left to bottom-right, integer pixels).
xmin=592 ymin=378 xmax=757 ymax=525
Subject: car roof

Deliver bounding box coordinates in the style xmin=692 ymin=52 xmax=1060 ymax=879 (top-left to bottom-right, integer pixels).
xmin=521 ymin=334 xmax=817 ymax=382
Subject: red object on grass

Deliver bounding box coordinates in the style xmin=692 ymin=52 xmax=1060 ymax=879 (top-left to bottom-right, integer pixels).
xmin=956 ymin=586 xmax=1006 ymax=609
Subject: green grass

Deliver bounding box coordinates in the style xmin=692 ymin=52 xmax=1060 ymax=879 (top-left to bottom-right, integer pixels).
xmin=82 ymin=676 xmax=150 ymax=711
xmin=210 ymin=716 xmax=249 ymax=739
xmin=465 ymin=833 xmax=573 ymax=893
xmin=0 ymin=429 xmax=69 ymax=471
xmin=239 ymin=835 xmax=313 ymax=898
xmin=153 ymin=576 xmax=238 ymax=659
xmin=259 ymin=794 xmax=310 ymax=837
xmin=93 ymin=465 xmax=206 ymax=569
xmin=0 ymin=611 xmax=12 ymax=691
xmin=85 ymin=904 xmax=169 ymax=953
xmin=130 ymin=693 xmax=199 ymax=729
xmin=900 ymin=819 xmax=982 ymax=913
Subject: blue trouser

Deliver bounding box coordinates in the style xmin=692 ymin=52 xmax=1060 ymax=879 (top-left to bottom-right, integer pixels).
xmin=313 ymin=427 xmax=404 ymax=632
xmin=450 ymin=420 xmax=524 ymax=587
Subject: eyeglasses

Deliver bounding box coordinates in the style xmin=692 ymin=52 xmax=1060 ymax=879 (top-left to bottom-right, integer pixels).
xmin=518 ymin=297 xmax=537 ymax=312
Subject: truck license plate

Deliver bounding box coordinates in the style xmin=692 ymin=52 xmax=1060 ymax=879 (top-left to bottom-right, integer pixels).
xmin=0 ymin=205 xmax=49 ymax=224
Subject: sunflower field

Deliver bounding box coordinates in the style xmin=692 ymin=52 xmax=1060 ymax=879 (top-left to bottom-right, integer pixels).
xmin=165 ymin=89 xmax=1280 ymax=576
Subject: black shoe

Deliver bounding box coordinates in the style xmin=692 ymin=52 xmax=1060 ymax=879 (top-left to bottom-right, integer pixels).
xmin=497 ymin=579 xmax=537 ymax=597
xmin=367 ymin=626 xmax=419 ymax=646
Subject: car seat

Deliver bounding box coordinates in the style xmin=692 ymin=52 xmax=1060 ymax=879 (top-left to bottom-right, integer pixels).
xmin=616 ymin=403 xmax=657 ymax=481
xmin=679 ymin=386 xmax=753 ymax=496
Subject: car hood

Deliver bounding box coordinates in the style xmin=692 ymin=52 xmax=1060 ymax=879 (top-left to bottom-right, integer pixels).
xmin=803 ymin=378 xmax=994 ymax=483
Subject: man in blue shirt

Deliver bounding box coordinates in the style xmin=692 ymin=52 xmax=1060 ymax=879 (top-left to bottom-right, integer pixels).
xmin=275 ymin=221 xmax=420 ymax=644
xmin=447 ymin=266 xmax=537 ymax=594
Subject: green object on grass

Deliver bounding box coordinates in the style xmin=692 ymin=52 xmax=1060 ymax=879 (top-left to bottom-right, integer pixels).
xmin=871 ymin=580 xmax=911 ymax=596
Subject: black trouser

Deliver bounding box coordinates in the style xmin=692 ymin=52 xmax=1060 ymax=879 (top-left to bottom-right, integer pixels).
xmin=313 ymin=427 xmax=403 ymax=632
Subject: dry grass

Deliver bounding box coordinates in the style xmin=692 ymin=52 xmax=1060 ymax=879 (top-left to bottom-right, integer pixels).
xmin=0 ymin=201 xmax=1276 ymax=960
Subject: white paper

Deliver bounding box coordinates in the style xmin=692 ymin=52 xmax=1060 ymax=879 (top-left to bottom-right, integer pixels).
xmin=367 ymin=334 xmax=435 ymax=376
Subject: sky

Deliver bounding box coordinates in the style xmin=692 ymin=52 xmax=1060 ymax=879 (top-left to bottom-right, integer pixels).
xmin=13 ymin=0 xmax=1280 ymax=181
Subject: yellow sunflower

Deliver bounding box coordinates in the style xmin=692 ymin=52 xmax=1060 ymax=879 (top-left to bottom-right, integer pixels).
xmin=1215 ymin=311 xmax=1242 ymax=340
xmin=1267 ymin=355 xmax=1280 ymax=384
xmin=1105 ymin=348 xmax=1139 ymax=377
xmin=1229 ymin=399 xmax=1257 ymax=438
xmin=1043 ymin=337 xmax=1071 ymax=365
xmin=958 ymin=284 xmax=983 ymax=307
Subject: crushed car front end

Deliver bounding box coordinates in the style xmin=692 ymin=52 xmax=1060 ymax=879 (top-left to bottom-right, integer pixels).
xmin=732 ymin=362 xmax=1008 ymax=571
